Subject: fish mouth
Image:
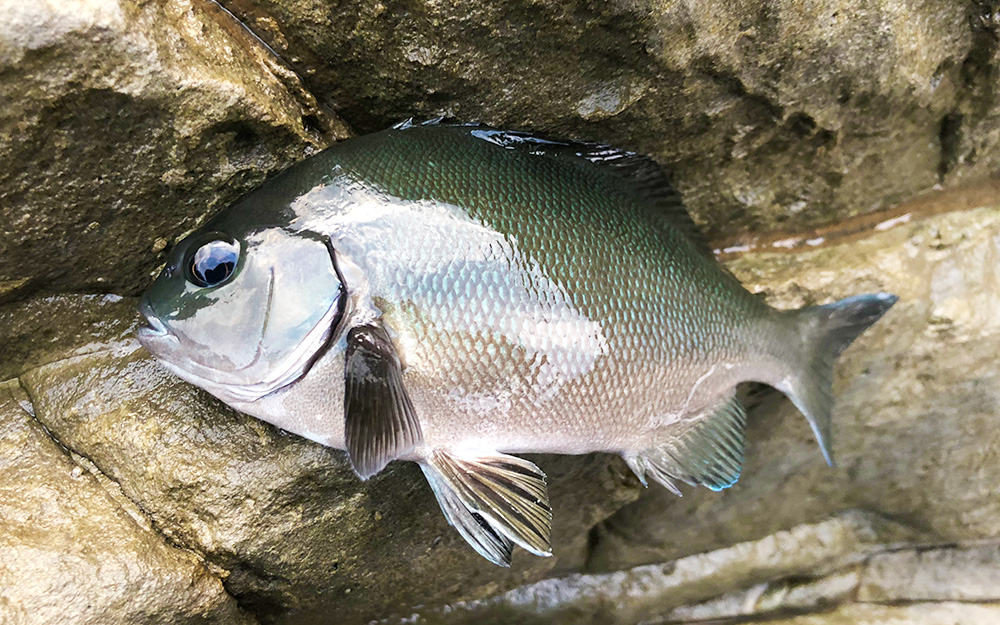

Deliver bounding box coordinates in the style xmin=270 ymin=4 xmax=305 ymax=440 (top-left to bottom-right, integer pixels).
xmin=136 ymin=298 xmax=171 ymax=342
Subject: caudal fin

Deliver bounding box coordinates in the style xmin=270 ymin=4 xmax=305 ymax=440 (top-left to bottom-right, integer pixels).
xmin=780 ymin=293 xmax=898 ymax=467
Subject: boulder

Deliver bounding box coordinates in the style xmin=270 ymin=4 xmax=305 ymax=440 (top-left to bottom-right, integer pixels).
xmin=0 ymin=379 xmax=254 ymax=625
xmin=218 ymin=0 xmax=1000 ymax=238
xmin=0 ymin=0 xmax=349 ymax=302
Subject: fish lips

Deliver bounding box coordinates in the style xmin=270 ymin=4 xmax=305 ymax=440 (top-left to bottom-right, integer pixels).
xmin=136 ymin=297 xmax=177 ymax=348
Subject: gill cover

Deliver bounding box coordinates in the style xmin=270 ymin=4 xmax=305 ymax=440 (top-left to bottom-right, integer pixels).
xmin=138 ymin=228 xmax=343 ymax=403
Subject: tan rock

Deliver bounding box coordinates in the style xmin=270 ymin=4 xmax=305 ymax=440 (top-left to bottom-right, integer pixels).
xmin=0 ymin=379 xmax=254 ymax=625
xmin=0 ymin=0 xmax=349 ymax=301
xmin=217 ymin=0 xmax=997 ymax=239
xmin=410 ymin=511 xmax=914 ymax=624
xmin=741 ymin=602 xmax=1000 ymax=625
xmin=665 ymin=568 xmax=860 ymax=622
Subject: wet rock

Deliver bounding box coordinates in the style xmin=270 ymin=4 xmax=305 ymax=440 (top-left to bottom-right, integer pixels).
xmin=0 ymin=380 xmax=254 ymax=625
xmin=857 ymin=544 xmax=1000 ymax=603
xmin=1 ymin=295 xmax=639 ymax=624
xmin=0 ymin=0 xmax=349 ymax=302
xmin=218 ymin=0 xmax=998 ymax=239
xmin=589 ymin=201 xmax=1000 ymax=573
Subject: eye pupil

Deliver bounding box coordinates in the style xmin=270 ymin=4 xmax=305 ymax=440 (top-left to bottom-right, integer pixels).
xmin=187 ymin=237 xmax=240 ymax=288
xmin=201 ymin=261 xmax=234 ymax=285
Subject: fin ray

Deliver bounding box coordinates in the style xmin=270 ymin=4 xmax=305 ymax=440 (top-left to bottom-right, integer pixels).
xmin=780 ymin=293 xmax=898 ymax=466
xmin=627 ymin=394 xmax=747 ymax=494
xmin=420 ymin=464 xmax=514 ymax=566
xmin=424 ymin=450 xmax=552 ymax=558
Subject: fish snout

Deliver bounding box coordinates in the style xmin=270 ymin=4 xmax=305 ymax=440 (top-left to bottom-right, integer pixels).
xmin=137 ymin=297 xmax=170 ymax=341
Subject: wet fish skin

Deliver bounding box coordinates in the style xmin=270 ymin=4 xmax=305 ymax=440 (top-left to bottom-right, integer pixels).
xmin=137 ymin=121 xmax=896 ymax=565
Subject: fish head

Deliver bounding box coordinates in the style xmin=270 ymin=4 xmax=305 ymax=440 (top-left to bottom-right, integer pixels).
xmin=137 ymin=226 xmax=345 ymax=404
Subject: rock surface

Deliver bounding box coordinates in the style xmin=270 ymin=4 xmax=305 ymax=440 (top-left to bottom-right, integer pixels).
xmin=220 ymin=0 xmax=1000 ymax=239
xmin=0 ymin=379 xmax=254 ymax=625
xmin=0 ymin=0 xmax=349 ymax=302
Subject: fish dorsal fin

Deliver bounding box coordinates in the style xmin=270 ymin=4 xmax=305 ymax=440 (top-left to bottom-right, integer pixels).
xmin=625 ymin=394 xmax=746 ymax=494
xmin=468 ymin=127 xmax=715 ymax=260
xmin=343 ymin=323 xmax=424 ymax=479
xmin=422 ymin=449 xmax=552 ymax=561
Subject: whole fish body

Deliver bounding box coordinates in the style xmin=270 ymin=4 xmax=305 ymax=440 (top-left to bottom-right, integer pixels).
xmin=138 ymin=121 xmax=896 ymax=565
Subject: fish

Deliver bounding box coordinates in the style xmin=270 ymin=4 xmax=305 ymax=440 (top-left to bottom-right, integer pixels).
xmin=137 ymin=120 xmax=897 ymax=566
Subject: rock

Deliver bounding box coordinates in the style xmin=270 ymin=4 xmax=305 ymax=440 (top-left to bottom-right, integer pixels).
xmin=5 ymin=2 xmax=1000 ymax=620
xmin=665 ymin=569 xmax=860 ymax=622
xmin=0 ymin=379 xmax=255 ymax=625
xmin=857 ymin=545 xmax=1000 ymax=603
xmin=406 ymin=511 xmax=916 ymax=625
xmin=0 ymin=0 xmax=350 ymax=302
xmin=589 ymin=199 xmax=1000 ymax=573
xmin=217 ymin=0 xmax=999 ymax=239
xmin=1 ymin=295 xmax=639 ymax=624
xmin=738 ymin=603 xmax=1000 ymax=625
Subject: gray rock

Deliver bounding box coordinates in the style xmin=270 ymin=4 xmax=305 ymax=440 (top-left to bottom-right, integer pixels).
xmin=0 ymin=379 xmax=255 ymax=625
xmin=728 ymin=602 xmax=1000 ymax=625
xmin=858 ymin=545 xmax=1000 ymax=603
xmin=2 ymin=295 xmax=639 ymax=624
xmin=0 ymin=0 xmax=349 ymax=302
xmin=407 ymin=511 xmax=916 ymax=625
xmin=218 ymin=0 xmax=999 ymax=239
xmin=664 ymin=569 xmax=861 ymax=622
xmin=589 ymin=200 xmax=1000 ymax=572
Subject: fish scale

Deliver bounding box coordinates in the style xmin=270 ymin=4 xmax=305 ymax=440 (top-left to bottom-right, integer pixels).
xmin=138 ymin=121 xmax=897 ymax=565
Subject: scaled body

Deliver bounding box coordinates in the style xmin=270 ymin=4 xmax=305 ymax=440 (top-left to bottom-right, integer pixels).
xmin=138 ymin=122 xmax=896 ymax=565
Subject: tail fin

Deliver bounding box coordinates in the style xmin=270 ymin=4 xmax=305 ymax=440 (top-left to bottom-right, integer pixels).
xmin=780 ymin=293 xmax=898 ymax=467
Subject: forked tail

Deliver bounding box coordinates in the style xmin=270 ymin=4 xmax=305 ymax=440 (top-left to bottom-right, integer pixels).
xmin=778 ymin=293 xmax=898 ymax=466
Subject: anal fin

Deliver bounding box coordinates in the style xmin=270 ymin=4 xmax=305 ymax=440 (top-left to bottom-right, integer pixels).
xmin=420 ymin=464 xmax=514 ymax=566
xmin=422 ymin=450 xmax=552 ymax=564
xmin=625 ymin=394 xmax=747 ymax=494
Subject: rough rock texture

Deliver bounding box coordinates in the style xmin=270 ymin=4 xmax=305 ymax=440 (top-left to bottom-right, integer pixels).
xmin=0 ymin=296 xmax=639 ymax=624
xmin=858 ymin=544 xmax=1000 ymax=603
xmin=0 ymin=0 xmax=349 ymax=302
xmin=412 ymin=512 xmax=918 ymax=625
xmin=220 ymin=0 xmax=1000 ymax=239
xmin=0 ymin=379 xmax=255 ymax=625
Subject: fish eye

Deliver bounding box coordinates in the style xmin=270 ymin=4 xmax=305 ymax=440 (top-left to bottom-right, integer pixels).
xmin=186 ymin=236 xmax=240 ymax=288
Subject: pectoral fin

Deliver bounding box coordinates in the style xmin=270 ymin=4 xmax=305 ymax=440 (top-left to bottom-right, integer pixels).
xmin=344 ymin=324 xmax=423 ymax=479
xmin=625 ymin=394 xmax=746 ymax=494
xmin=421 ymin=449 xmax=552 ymax=564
